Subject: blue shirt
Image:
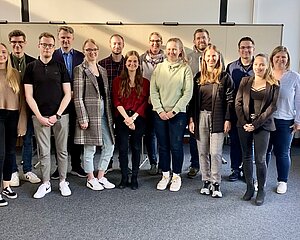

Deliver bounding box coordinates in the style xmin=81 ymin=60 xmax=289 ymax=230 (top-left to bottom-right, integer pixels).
xmin=61 ymin=48 xmax=73 ymax=79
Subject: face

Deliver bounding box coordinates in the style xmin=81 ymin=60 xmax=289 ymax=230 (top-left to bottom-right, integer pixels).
xmin=126 ymin=55 xmax=139 ymax=72
xmin=110 ymin=36 xmax=124 ymax=55
xmin=58 ymin=30 xmax=74 ymax=51
xmin=253 ymin=56 xmax=268 ymax=78
xmin=238 ymin=40 xmax=255 ymax=60
xmin=149 ymin=34 xmax=162 ymax=55
xmin=166 ymin=41 xmax=181 ymax=63
xmin=38 ymin=37 xmax=55 ymax=58
xmin=10 ymin=36 xmax=26 ymax=57
xmin=83 ymin=41 xmax=99 ymax=62
xmin=272 ymin=51 xmax=288 ymax=70
xmin=193 ymin=32 xmax=210 ymax=51
xmin=0 ymin=44 xmax=8 ymax=65
xmin=204 ymin=48 xmax=219 ymax=69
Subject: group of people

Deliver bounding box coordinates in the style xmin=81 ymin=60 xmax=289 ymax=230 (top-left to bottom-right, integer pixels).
xmin=0 ymin=26 xmax=299 ymax=207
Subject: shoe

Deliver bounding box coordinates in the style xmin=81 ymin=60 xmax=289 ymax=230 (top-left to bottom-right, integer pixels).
xmin=0 ymin=194 xmax=8 ymax=207
xmin=86 ymin=178 xmax=104 ymax=191
xmin=228 ymin=170 xmax=240 ymax=182
xmin=99 ymin=177 xmax=115 ymax=189
xmin=149 ymin=164 xmax=158 ymax=175
xmin=200 ymin=181 xmax=211 ymax=195
xmin=131 ymin=177 xmax=138 ymax=190
xmin=187 ymin=167 xmax=199 ymax=179
xmin=211 ymin=183 xmax=223 ymax=198
xmin=23 ymin=172 xmax=41 ymax=184
xmin=33 ymin=182 xmax=51 ymax=199
xmin=70 ymin=167 xmax=87 ymax=178
xmin=157 ymin=173 xmax=171 ymax=190
xmin=255 ymin=190 xmax=266 ymax=206
xmin=10 ymin=172 xmax=20 ymax=187
xmin=51 ymin=169 xmax=59 ymax=180
xmin=2 ymin=187 xmax=18 ymax=199
xmin=277 ymin=181 xmax=287 ymax=194
xmin=118 ymin=177 xmax=129 ymax=189
xmin=242 ymin=186 xmax=255 ymax=201
xmin=59 ymin=181 xmax=72 ymax=197
xmin=170 ymin=175 xmax=182 ymax=192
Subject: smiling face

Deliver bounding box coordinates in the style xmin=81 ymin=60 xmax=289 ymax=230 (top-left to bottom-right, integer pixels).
xmin=58 ymin=30 xmax=74 ymax=52
xmin=110 ymin=36 xmax=124 ymax=55
xmin=125 ymin=55 xmax=139 ymax=72
xmin=272 ymin=51 xmax=288 ymax=70
xmin=166 ymin=41 xmax=181 ymax=63
xmin=238 ymin=40 xmax=255 ymax=61
xmin=83 ymin=41 xmax=99 ymax=62
xmin=149 ymin=33 xmax=162 ymax=55
xmin=253 ymin=56 xmax=268 ymax=78
xmin=204 ymin=48 xmax=219 ymax=70
xmin=193 ymin=32 xmax=210 ymax=51
xmin=10 ymin=36 xmax=26 ymax=57
xmin=0 ymin=44 xmax=8 ymax=66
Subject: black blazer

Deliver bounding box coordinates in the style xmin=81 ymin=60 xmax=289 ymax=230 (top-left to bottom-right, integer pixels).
xmin=235 ymin=76 xmax=279 ymax=131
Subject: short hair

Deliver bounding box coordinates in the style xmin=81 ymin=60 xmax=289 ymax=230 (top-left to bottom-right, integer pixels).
xmin=8 ymin=30 xmax=26 ymax=41
xmin=39 ymin=32 xmax=55 ymax=43
xmin=82 ymin=38 xmax=99 ymax=51
xmin=193 ymin=28 xmax=210 ymax=40
xmin=269 ymin=45 xmax=291 ymax=70
xmin=109 ymin=34 xmax=124 ymax=43
xmin=149 ymin=32 xmax=163 ymax=43
xmin=57 ymin=26 xmax=74 ymax=34
xmin=238 ymin=37 xmax=255 ymax=48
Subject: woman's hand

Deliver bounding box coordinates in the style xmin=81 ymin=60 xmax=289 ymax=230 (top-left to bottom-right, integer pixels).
xmin=128 ymin=122 xmax=135 ymax=130
xmin=124 ymin=117 xmax=134 ymax=126
xmin=224 ymin=121 xmax=231 ymax=133
xmin=159 ymin=111 xmax=169 ymax=120
xmin=166 ymin=111 xmax=175 ymax=119
xmin=292 ymin=123 xmax=300 ymax=133
xmin=189 ymin=121 xmax=195 ymax=134
xmin=80 ymin=122 xmax=88 ymax=130
xmin=243 ymin=123 xmax=255 ymax=132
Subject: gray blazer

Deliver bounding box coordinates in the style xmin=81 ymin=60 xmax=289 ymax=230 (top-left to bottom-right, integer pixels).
xmin=73 ymin=61 xmax=115 ymax=145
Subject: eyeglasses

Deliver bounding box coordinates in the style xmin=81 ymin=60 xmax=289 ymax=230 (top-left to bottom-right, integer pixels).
xmin=10 ymin=41 xmax=25 ymax=45
xmin=239 ymin=46 xmax=253 ymax=50
xmin=150 ymin=40 xmax=161 ymax=43
xmin=85 ymin=48 xmax=98 ymax=52
xmin=39 ymin=43 xmax=55 ymax=49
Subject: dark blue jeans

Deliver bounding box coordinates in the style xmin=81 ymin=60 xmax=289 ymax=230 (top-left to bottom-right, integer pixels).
xmin=0 ymin=110 xmax=18 ymax=183
xmin=266 ymin=118 xmax=294 ymax=182
xmin=189 ymin=134 xmax=199 ymax=169
xmin=144 ymin=108 xmax=158 ymax=166
xmin=154 ymin=112 xmax=187 ymax=174
xmin=229 ymin=125 xmax=242 ymax=171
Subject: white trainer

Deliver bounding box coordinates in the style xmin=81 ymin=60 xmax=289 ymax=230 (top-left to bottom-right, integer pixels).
xmin=98 ymin=177 xmax=115 ymax=189
xmin=157 ymin=174 xmax=171 ymax=190
xmin=10 ymin=172 xmax=20 ymax=187
xmin=277 ymin=181 xmax=287 ymax=194
xmin=170 ymin=175 xmax=182 ymax=192
xmin=23 ymin=172 xmax=41 ymax=184
xmin=33 ymin=182 xmax=51 ymax=199
xmin=59 ymin=181 xmax=72 ymax=197
xmin=87 ymin=178 xmax=104 ymax=191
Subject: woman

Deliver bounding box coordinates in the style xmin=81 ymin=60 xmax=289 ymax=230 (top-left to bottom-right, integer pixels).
xmin=236 ymin=53 xmax=279 ymax=206
xmin=74 ymin=39 xmax=115 ymax=191
xmin=150 ymin=37 xmax=193 ymax=192
xmin=266 ymin=46 xmax=300 ymax=194
xmin=113 ymin=50 xmax=149 ymax=190
xmin=0 ymin=43 xmax=26 ymax=206
xmin=189 ymin=45 xmax=234 ymax=198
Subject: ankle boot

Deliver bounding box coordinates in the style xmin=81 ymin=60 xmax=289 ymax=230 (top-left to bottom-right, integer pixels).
xmin=242 ymin=184 xmax=255 ymax=201
xmin=118 ymin=175 xmax=129 ymax=189
xmin=255 ymin=190 xmax=266 ymax=206
xmin=131 ymin=175 xmax=138 ymax=190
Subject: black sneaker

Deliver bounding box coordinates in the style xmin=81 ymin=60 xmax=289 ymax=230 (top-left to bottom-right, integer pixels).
xmin=211 ymin=183 xmax=222 ymax=198
xmin=70 ymin=167 xmax=87 ymax=178
xmin=187 ymin=167 xmax=199 ymax=179
xmin=50 ymin=168 xmax=59 ymax=180
xmin=2 ymin=187 xmax=18 ymax=199
xmin=228 ymin=170 xmax=241 ymax=182
xmin=0 ymin=194 xmax=8 ymax=207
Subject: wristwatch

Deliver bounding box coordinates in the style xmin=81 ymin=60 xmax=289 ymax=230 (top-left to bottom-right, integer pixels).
xmin=56 ymin=113 xmax=62 ymax=120
xmin=172 ymin=111 xmax=177 ymax=115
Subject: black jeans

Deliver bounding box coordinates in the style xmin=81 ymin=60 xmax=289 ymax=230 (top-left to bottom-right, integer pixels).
xmin=0 ymin=110 xmax=19 ymax=184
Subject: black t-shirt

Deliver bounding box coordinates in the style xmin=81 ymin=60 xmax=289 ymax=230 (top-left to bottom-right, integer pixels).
xmin=23 ymin=58 xmax=70 ymax=116
xmin=200 ymin=83 xmax=213 ymax=111
xmin=96 ymin=74 xmax=106 ymax=100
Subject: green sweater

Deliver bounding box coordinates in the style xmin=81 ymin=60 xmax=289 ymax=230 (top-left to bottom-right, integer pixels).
xmin=150 ymin=59 xmax=193 ymax=114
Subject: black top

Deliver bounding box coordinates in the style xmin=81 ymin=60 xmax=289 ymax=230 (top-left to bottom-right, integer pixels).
xmin=23 ymin=58 xmax=70 ymax=116
xmin=96 ymin=74 xmax=106 ymax=100
xmin=250 ymin=87 xmax=266 ymax=116
xmin=200 ymin=83 xmax=213 ymax=111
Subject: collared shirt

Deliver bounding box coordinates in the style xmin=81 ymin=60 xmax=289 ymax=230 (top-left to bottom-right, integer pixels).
xmin=12 ymin=54 xmax=26 ymax=78
xmin=61 ymin=48 xmax=73 ymax=79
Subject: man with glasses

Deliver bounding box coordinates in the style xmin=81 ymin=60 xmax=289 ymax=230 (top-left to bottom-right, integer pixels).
xmin=140 ymin=32 xmax=165 ymax=175
xmin=8 ymin=30 xmax=41 ymax=186
xmin=23 ymin=32 xmax=72 ymax=198
xmin=52 ymin=26 xmax=85 ymax=179
xmin=226 ymin=36 xmax=255 ymax=181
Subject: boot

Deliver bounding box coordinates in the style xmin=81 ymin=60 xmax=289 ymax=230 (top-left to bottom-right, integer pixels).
xmin=131 ymin=175 xmax=138 ymax=190
xmin=242 ymin=183 xmax=255 ymax=201
xmin=255 ymin=189 xmax=266 ymax=206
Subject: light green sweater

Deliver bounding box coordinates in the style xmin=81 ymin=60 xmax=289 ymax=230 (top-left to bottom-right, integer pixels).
xmin=150 ymin=59 xmax=193 ymax=114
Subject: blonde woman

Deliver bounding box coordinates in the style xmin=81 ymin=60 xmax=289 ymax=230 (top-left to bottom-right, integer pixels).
xmin=236 ymin=53 xmax=279 ymax=205
xmin=189 ymin=44 xmax=234 ymax=198
xmin=0 ymin=43 xmax=26 ymax=206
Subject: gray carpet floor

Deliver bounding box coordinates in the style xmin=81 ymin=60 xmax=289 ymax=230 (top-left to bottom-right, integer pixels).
xmin=1 ymin=143 xmax=300 ymax=240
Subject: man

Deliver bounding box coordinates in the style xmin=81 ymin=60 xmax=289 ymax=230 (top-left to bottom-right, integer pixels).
xmin=24 ymin=32 xmax=72 ymax=198
xmin=140 ymin=32 xmax=165 ymax=175
xmin=99 ymin=34 xmax=125 ymax=171
xmin=8 ymin=30 xmax=41 ymax=186
xmin=226 ymin=36 xmax=255 ymax=181
xmin=52 ymin=26 xmax=85 ymax=179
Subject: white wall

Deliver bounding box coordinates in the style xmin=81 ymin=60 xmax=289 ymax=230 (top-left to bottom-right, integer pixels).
xmin=0 ymin=0 xmax=21 ymax=22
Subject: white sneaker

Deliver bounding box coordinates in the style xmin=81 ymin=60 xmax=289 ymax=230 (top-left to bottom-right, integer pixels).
xmin=59 ymin=181 xmax=72 ymax=197
xmin=87 ymin=178 xmax=104 ymax=191
xmin=33 ymin=182 xmax=51 ymax=199
xmin=98 ymin=177 xmax=115 ymax=189
xmin=277 ymin=181 xmax=287 ymax=194
xmin=10 ymin=172 xmax=20 ymax=187
xmin=157 ymin=172 xmax=171 ymax=190
xmin=23 ymin=172 xmax=41 ymax=184
xmin=211 ymin=183 xmax=223 ymax=198
xmin=170 ymin=175 xmax=181 ymax=192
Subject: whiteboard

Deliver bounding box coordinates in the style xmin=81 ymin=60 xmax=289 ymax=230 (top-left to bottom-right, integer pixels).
xmin=0 ymin=23 xmax=283 ymax=66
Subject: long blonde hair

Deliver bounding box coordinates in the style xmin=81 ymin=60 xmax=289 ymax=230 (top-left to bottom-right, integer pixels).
xmin=198 ymin=44 xmax=223 ymax=85
xmin=255 ymin=53 xmax=279 ymax=86
xmin=1 ymin=43 xmax=20 ymax=94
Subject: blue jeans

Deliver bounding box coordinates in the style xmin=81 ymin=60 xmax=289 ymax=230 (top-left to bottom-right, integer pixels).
xmin=145 ymin=109 xmax=158 ymax=165
xmin=229 ymin=125 xmax=242 ymax=171
xmin=154 ymin=112 xmax=187 ymax=174
xmin=266 ymin=119 xmax=294 ymax=182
